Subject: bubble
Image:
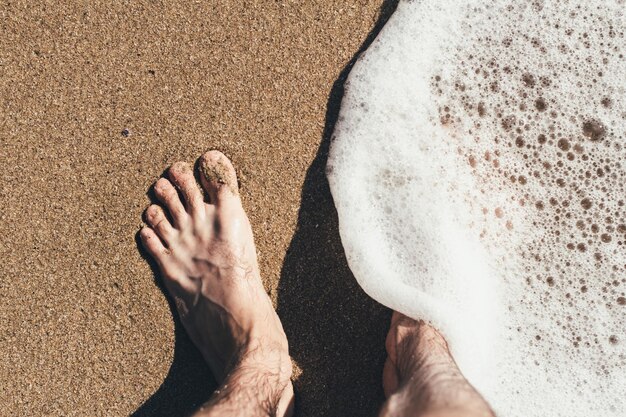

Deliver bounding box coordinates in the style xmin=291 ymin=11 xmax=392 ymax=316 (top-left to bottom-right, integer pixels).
xmin=558 ymin=139 xmax=571 ymax=151
xmin=523 ymin=72 xmax=537 ymax=87
xmin=535 ymin=98 xmax=548 ymax=111
xmin=502 ymin=115 xmax=517 ymax=130
xmin=478 ymin=102 xmax=487 ymax=116
xmin=582 ymin=120 xmax=607 ymax=141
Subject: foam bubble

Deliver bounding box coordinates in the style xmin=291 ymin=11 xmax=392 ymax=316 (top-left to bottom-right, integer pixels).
xmin=327 ymin=1 xmax=626 ymax=415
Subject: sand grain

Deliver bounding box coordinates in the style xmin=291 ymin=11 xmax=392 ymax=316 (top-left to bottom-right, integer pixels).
xmin=0 ymin=1 xmax=390 ymax=416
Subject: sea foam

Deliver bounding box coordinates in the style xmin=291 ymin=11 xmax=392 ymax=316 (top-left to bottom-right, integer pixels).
xmin=327 ymin=1 xmax=626 ymax=415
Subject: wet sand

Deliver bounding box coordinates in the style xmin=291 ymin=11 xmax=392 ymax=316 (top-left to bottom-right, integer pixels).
xmin=0 ymin=1 xmax=393 ymax=416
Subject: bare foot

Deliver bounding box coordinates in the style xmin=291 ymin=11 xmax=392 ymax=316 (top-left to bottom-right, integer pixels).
xmin=140 ymin=151 xmax=293 ymax=417
xmin=380 ymin=312 xmax=494 ymax=417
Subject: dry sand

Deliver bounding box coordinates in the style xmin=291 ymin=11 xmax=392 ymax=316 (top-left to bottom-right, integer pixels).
xmin=0 ymin=1 xmax=394 ymax=416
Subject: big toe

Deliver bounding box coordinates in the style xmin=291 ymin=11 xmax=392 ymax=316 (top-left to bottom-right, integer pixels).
xmin=198 ymin=150 xmax=239 ymax=205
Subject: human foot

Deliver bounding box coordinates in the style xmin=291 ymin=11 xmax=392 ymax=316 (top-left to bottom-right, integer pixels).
xmin=380 ymin=312 xmax=494 ymax=417
xmin=140 ymin=151 xmax=293 ymax=417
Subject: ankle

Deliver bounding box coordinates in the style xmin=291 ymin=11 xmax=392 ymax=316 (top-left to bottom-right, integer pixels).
xmin=392 ymin=347 xmax=494 ymax=417
xmin=234 ymin=340 xmax=292 ymax=385
xmin=194 ymin=350 xmax=293 ymax=417
xmin=381 ymin=386 xmax=494 ymax=417
xmin=383 ymin=317 xmax=494 ymax=417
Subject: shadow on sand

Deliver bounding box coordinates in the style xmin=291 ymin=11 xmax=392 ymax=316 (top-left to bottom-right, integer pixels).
xmin=133 ymin=1 xmax=398 ymax=415
xmin=275 ymin=1 xmax=399 ymax=416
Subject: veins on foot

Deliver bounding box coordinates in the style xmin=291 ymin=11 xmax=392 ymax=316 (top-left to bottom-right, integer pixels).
xmin=140 ymin=151 xmax=293 ymax=417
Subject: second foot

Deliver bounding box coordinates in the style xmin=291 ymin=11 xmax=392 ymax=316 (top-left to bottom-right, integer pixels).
xmin=380 ymin=312 xmax=494 ymax=417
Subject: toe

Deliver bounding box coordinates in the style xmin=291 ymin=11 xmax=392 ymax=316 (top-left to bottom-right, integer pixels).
xmin=154 ymin=178 xmax=189 ymax=227
xmin=145 ymin=204 xmax=177 ymax=242
xmin=198 ymin=150 xmax=240 ymax=206
xmin=168 ymin=162 xmax=205 ymax=217
xmin=139 ymin=226 xmax=169 ymax=261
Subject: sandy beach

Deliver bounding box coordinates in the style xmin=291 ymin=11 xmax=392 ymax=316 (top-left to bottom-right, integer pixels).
xmin=1 ymin=1 xmax=394 ymax=416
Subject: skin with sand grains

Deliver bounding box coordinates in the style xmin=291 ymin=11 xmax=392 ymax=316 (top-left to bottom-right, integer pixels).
xmin=140 ymin=151 xmax=294 ymax=417
xmin=139 ymin=150 xmax=493 ymax=417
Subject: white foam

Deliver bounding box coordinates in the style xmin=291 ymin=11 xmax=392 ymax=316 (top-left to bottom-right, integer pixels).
xmin=327 ymin=1 xmax=626 ymax=415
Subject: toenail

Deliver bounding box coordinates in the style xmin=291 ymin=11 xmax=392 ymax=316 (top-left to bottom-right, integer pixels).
xmin=170 ymin=161 xmax=191 ymax=175
xmin=155 ymin=178 xmax=169 ymax=191
xmin=200 ymin=156 xmax=238 ymax=194
xmin=146 ymin=205 xmax=162 ymax=220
